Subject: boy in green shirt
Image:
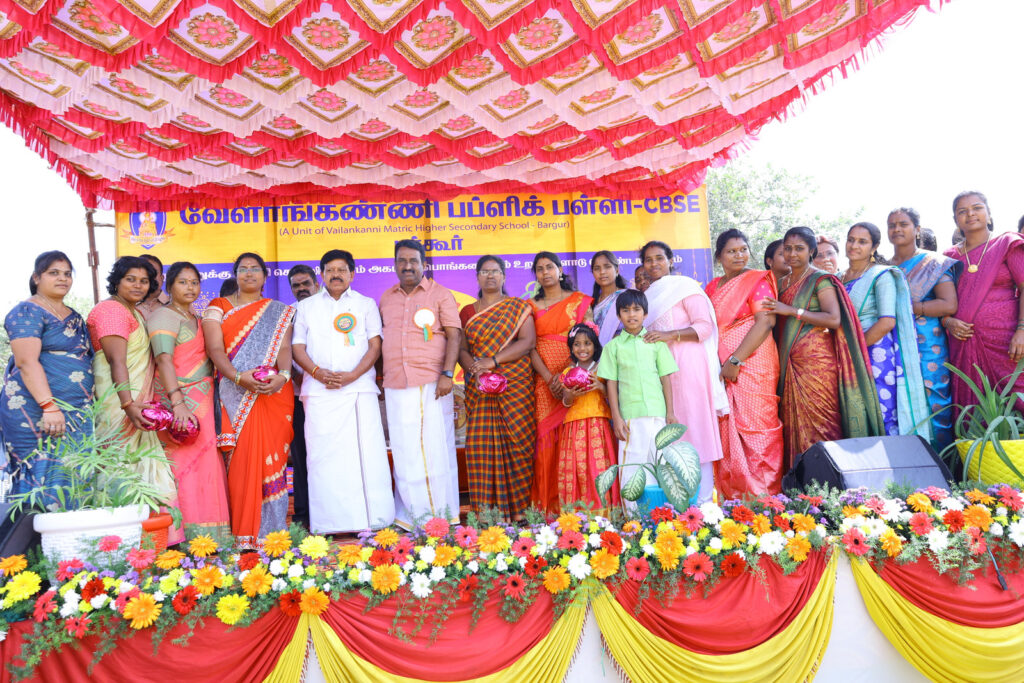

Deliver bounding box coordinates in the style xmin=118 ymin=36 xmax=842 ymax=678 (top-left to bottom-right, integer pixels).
xmin=597 ymin=290 xmax=678 ymax=499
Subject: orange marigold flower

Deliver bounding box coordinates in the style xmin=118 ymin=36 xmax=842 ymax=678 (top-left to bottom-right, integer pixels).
xmin=543 ymin=566 xmax=571 ymax=594
xmin=241 ymin=566 xmax=273 ymax=597
xmin=751 ymin=514 xmax=772 ymax=536
xmin=880 ymin=530 xmax=903 ymax=558
xmin=371 ymin=564 xmax=402 ymax=594
xmin=433 ymin=545 xmax=458 ymax=567
xmin=299 ymin=587 xmax=330 ymax=616
xmin=556 ymin=512 xmax=581 ymax=533
xmin=965 ymin=489 xmax=996 ymax=505
xmin=155 ymin=550 xmax=185 ymax=570
xmin=188 ymin=535 xmax=218 ymax=558
xmin=963 ymin=504 xmax=993 ymax=531
xmin=791 ymin=514 xmax=817 ymax=534
xmin=0 ymin=555 xmax=27 ymax=576
xmin=374 ymin=528 xmax=399 ymax=549
xmin=590 ymin=548 xmax=619 ymax=579
xmin=192 ymin=565 xmax=224 ymax=596
xmin=122 ymin=593 xmax=161 ymax=629
xmin=786 ymin=536 xmax=811 ymax=562
xmin=263 ymin=531 xmax=292 ymax=557
xmin=719 ymin=519 xmax=746 ymax=546
xmin=478 ymin=526 xmax=510 ymax=553
xmin=671 ymin=519 xmax=689 ymax=535
xmin=621 ymin=520 xmax=642 ymax=534
xmin=337 ymin=544 xmax=363 ymax=567
xmin=906 ymin=493 xmax=933 ymax=513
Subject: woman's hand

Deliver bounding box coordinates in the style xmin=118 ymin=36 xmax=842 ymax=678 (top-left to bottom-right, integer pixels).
xmin=760 ymin=298 xmax=796 ymax=317
xmin=237 ymin=369 xmax=262 ymax=393
xmin=720 ymin=361 xmax=740 ymax=383
xmin=643 ymin=330 xmax=673 ymax=344
xmin=124 ymin=402 xmax=154 ymax=431
xmin=39 ymin=410 xmax=66 ymax=439
xmin=469 ymin=356 xmax=497 ymax=375
xmin=261 ymin=374 xmax=288 ymax=394
xmin=942 ymin=316 xmax=974 ymax=341
xmin=547 ymin=372 xmax=564 ymax=399
xmin=171 ymin=403 xmax=198 ymax=429
xmin=1010 ymin=330 xmax=1024 ymax=363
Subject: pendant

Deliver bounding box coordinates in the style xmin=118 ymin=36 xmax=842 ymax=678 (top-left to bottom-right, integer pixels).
xmin=968 ymin=264 xmax=979 ymax=273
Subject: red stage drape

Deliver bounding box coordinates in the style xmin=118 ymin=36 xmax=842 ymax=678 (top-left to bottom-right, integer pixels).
xmin=0 ymin=608 xmax=297 ymax=683
xmin=321 ymin=589 xmax=556 ymax=680
xmin=611 ymin=550 xmax=829 ymax=654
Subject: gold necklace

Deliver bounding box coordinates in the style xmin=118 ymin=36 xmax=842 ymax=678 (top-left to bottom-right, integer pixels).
xmin=961 ymin=237 xmax=991 ymax=274
xmin=782 ymin=267 xmax=811 ymax=292
xmin=33 ymin=295 xmax=64 ymax=319
xmin=843 ymin=263 xmax=870 ymax=283
xmin=169 ymin=303 xmax=195 ymax=321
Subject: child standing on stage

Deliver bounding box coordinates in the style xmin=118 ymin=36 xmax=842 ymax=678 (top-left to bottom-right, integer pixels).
xmin=597 ymin=290 xmax=679 ymax=502
xmin=557 ymin=322 xmax=620 ymax=511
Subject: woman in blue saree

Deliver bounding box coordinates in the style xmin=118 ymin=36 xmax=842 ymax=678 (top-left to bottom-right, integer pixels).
xmin=842 ymin=223 xmax=931 ymax=441
xmin=1 ymin=251 xmax=93 ymax=501
xmin=887 ymin=208 xmax=960 ymax=450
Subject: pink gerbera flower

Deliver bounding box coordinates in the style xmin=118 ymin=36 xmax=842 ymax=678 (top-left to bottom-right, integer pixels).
xmin=510 ymin=537 xmax=536 ymax=559
xmin=127 ymin=548 xmax=156 ymax=571
xmin=454 ymin=526 xmax=478 ymax=548
xmin=98 ymin=535 xmax=121 ymax=552
xmin=842 ymin=528 xmax=870 ymax=556
xmin=682 ymin=552 xmax=713 ymax=582
xmin=56 ymin=558 xmax=85 ymax=581
xmin=682 ymin=507 xmax=704 ymax=532
xmin=909 ymin=512 xmax=934 ymax=536
xmin=423 ymin=518 xmax=450 ymax=538
xmin=556 ymin=531 xmax=585 ymax=551
xmin=625 ymin=557 xmax=649 ymax=581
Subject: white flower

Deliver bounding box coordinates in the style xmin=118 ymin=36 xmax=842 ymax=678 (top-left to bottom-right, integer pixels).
xmin=403 ymin=560 xmax=415 ymax=572
xmin=708 ymin=537 xmax=723 ymax=551
xmin=178 ymin=574 xmax=191 ymax=587
xmin=864 ymin=519 xmax=888 ymax=538
xmin=358 ymin=570 xmax=372 ymax=584
xmin=685 ymin=546 xmax=696 ymax=556
xmin=536 ymin=527 xmax=558 ymax=547
xmin=398 ymin=573 xmax=407 ymax=586
xmin=700 ymin=503 xmax=724 ymax=525
xmin=997 ymin=507 xmax=1008 ymax=518
xmin=153 ymin=591 xmax=165 ymax=602
xmin=64 ymin=590 xmax=80 ymax=605
xmin=991 ymin=523 xmax=1004 ymax=537
xmin=757 ymin=531 xmax=786 ymax=555
xmin=1008 ymin=520 xmax=1024 ymax=547
xmin=117 ymin=582 xmax=136 ymax=594
xmin=322 ymin=583 xmax=331 ymax=592
xmin=238 ymin=570 xmax=250 ymax=582
xmin=7 ymin=396 xmax=25 ymax=410
xmin=518 ymin=556 xmax=528 ymax=568
xmin=926 ymin=529 xmax=949 ymax=553
xmin=419 ymin=546 xmax=436 ymax=564
xmin=467 ymin=560 xmax=479 ymax=574
xmin=588 ymin=533 xmax=602 ymax=549
xmin=59 ymin=601 xmax=78 ymax=618
xmin=428 ymin=567 xmax=445 ymax=582
xmin=90 ymin=594 xmax=108 ymax=609
xmin=642 ymin=544 xmax=655 ymax=557
xmin=287 ymin=564 xmax=304 ymax=579
xmin=355 ymin=561 xmax=366 ymax=570
xmin=939 ymin=497 xmax=964 ymax=512
xmin=69 ymin=371 xmax=85 ymax=383
xmin=269 ymin=560 xmax=285 ymax=576
xmin=5 ymin=380 xmax=19 ymax=394
xmin=0 ymin=630 xmax=6 ymax=643
xmin=272 ymin=578 xmax=288 ymax=591
xmin=567 ymin=553 xmax=591 ymax=580
xmin=494 ymin=555 xmax=508 ymax=572
xmin=410 ymin=573 xmax=432 ymax=599
xmin=302 ymin=579 xmax=315 ymax=590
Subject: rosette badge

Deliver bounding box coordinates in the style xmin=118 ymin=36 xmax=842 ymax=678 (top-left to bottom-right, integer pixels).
xmin=477 ymin=372 xmax=507 ymax=394
xmin=413 ymin=308 xmax=435 ymax=341
xmin=562 ymin=366 xmax=592 ymax=390
xmin=140 ymin=402 xmax=173 ymax=431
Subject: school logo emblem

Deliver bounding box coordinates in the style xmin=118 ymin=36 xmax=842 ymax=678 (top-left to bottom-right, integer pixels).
xmin=123 ymin=212 xmax=173 ymax=249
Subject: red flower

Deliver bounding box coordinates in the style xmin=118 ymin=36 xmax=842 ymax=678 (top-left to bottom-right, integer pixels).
xmin=682 ymin=507 xmax=704 ymax=532
xmin=682 ymin=552 xmax=713 ymax=582
xmin=758 ymin=496 xmax=786 ymax=512
xmin=238 ymin=552 xmax=261 ymax=572
xmin=798 ymin=494 xmax=824 ymax=506
xmin=503 ymin=573 xmax=526 ymax=600
xmin=967 ymin=527 xmax=988 ymax=555
xmin=865 ymin=498 xmax=887 ymax=516
xmin=113 ymin=587 xmax=140 ymax=615
xmin=556 ymin=531 xmax=585 ymax=551
xmin=33 ymin=590 xmax=57 ymax=622
xmin=773 ymin=515 xmax=791 ymax=532
xmin=127 ymin=548 xmax=156 ymax=571
xmin=909 ymin=512 xmax=934 ymax=536
xmin=457 ymin=575 xmax=479 ymax=602
xmin=650 ymin=506 xmax=675 ymax=522
xmin=171 ymin=585 xmax=199 ymax=615
xmin=56 ymin=559 xmax=84 ymax=581
xmin=64 ymin=615 xmax=90 ymax=638
xmin=393 ymin=537 xmax=414 ymax=565
xmin=720 ymin=552 xmax=746 ymax=578
xmin=731 ymin=505 xmax=754 ymax=524
xmin=81 ymin=577 xmax=106 ymax=602
xmin=625 ymin=557 xmax=649 ymax=581
xmin=524 ymin=555 xmax=548 ymax=577
xmin=511 ymin=537 xmax=536 ymax=559
xmin=942 ymin=509 xmax=965 ymax=532
xmin=279 ymin=590 xmax=303 ymax=617
xmin=600 ymin=531 xmax=624 ymax=556
xmin=369 ymin=548 xmax=394 ymax=567
xmin=842 ymin=528 xmax=870 ymax=556
xmin=97 ymin=535 xmax=121 ymax=552
xmin=998 ymin=486 xmax=1023 ymax=512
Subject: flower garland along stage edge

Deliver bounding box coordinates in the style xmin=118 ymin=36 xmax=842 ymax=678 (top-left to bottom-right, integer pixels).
xmin=0 ymin=484 xmax=1022 ymax=680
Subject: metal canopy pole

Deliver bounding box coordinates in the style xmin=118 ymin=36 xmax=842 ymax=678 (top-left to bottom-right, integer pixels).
xmin=85 ymin=209 xmax=115 ymax=304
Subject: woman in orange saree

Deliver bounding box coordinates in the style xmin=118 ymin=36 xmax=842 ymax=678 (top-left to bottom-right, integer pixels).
xmin=202 ymin=253 xmax=295 ymax=546
xmin=705 ymin=230 xmax=784 ymax=498
xmin=529 ymin=252 xmax=592 ymax=515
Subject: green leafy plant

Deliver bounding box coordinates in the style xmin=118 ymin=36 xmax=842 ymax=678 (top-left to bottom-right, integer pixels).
xmin=6 ymin=387 xmax=181 ymax=523
xmin=595 ymin=423 xmax=701 ymax=510
xmin=940 ymin=359 xmax=1024 ymax=483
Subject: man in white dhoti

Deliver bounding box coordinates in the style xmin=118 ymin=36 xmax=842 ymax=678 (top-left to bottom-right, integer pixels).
xmin=379 ymin=239 xmax=462 ymax=529
xmin=292 ymin=249 xmax=394 ymax=533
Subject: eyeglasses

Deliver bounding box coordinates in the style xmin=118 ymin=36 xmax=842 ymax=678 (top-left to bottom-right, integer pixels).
xmin=236 ymin=266 xmax=263 ymax=274
xmin=479 ymin=269 xmax=503 ymax=276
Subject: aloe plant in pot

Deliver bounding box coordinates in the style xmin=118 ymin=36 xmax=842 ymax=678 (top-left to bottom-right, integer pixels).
xmin=595 ymin=423 xmax=701 ymax=511
xmin=6 ymin=388 xmax=181 ymax=563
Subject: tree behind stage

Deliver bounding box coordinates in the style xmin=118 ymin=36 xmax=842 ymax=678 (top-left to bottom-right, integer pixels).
xmin=706 ymin=159 xmax=863 ymax=275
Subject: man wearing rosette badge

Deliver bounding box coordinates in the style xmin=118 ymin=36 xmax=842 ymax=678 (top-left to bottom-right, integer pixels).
xmin=379 ymin=239 xmax=462 ymax=530
xmin=291 ymin=250 xmax=395 ymax=534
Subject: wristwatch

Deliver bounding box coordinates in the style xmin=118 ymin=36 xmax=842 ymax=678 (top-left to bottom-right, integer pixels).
xmin=440 ymin=370 xmax=454 ymax=378
xmin=728 ymin=356 xmax=743 ymax=367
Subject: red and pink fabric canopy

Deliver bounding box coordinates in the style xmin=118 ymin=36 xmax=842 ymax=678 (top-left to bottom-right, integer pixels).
xmin=0 ymin=0 xmax=936 ymax=210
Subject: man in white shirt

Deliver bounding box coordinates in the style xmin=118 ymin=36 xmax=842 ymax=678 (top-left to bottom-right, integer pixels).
xmin=291 ymin=250 xmax=394 ymax=534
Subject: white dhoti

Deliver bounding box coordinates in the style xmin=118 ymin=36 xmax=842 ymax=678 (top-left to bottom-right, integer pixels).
xmin=304 ymin=391 xmax=395 ymax=533
xmin=618 ymin=417 xmax=715 ymax=509
xmin=385 ymin=383 xmax=460 ymax=529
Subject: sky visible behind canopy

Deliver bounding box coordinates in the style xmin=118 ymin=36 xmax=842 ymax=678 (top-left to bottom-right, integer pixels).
xmin=0 ymin=0 xmax=1019 ymax=309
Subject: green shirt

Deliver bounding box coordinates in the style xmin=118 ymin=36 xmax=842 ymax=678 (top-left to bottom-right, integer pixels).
xmin=597 ymin=328 xmax=678 ymax=420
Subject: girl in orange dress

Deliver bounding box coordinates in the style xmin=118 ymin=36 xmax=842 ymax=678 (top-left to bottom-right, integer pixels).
xmin=557 ymin=323 xmax=620 ymax=512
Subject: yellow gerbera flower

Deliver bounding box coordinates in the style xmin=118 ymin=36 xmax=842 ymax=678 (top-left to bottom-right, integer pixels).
xmin=155 ymin=550 xmax=186 ymax=570
xmin=299 ymin=587 xmax=330 ymax=616
xmin=216 ymin=594 xmax=249 ymax=626
xmin=556 ymin=512 xmax=581 ymax=533
xmin=543 ymin=566 xmax=571 ymax=594
xmin=786 ymin=536 xmax=811 ymax=563
xmin=965 ymin=489 xmax=996 ymax=506
xmin=718 ymin=519 xmax=746 ymax=546
xmin=374 ymin=528 xmax=399 ymax=549
xmin=241 ymin=566 xmax=273 ymax=597
xmin=906 ymin=493 xmax=933 ymax=513
xmin=477 ymin=526 xmax=510 ymax=553
xmin=123 ymin=594 xmax=161 ymax=629
xmin=791 ymin=514 xmax=817 ymax=534
xmin=3 ymin=571 xmax=40 ymax=603
xmin=589 ymin=549 xmax=619 ymax=579
xmin=751 ymin=514 xmax=772 ymax=535
xmin=299 ymin=535 xmax=330 ymax=560
xmin=371 ymin=564 xmax=402 ymax=594
xmin=0 ymin=554 xmax=27 ymax=576
xmin=880 ymin=530 xmax=903 ymax=558
xmin=432 ymin=545 xmax=458 ymax=567
xmin=263 ymin=530 xmax=293 ymax=557
xmin=963 ymin=504 xmax=994 ymax=531
xmin=189 ymin=535 xmax=218 ymax=558
xmin=337 ymin=544 xmax=363 ymax=567
xmin=192 ymin=566 xmax=224 ymax=596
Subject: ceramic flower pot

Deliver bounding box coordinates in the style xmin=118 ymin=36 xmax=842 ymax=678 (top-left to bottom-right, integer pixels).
xmin=33 ymin=505 xmax=149 ymax=563
xmin=141 ymin=512 xmax=174 ymax=552
xmin=957 ymin=440 xmax=1024 ymax=487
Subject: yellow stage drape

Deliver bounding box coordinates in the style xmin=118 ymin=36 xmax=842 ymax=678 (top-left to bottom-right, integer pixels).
xmin=592 ymin=552 xmax=837 ymax=683
xmin=850 ymin=558 xmax=1024 ymax=683
xmin=264 ymin=613 xmax=312 ymax=683
xmin=305 ymin=601 xmax=587 ymax=682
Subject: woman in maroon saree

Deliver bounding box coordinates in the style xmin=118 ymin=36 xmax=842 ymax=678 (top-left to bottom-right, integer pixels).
xmin=942 ymin=191 xmax=1024 ymax=408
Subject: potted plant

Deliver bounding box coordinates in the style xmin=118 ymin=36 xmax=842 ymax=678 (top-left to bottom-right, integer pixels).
xmin=6 ymin=389 xmax=181 ymax=563
xmin=595 ymin=423 xmax=701 ymax=511
xmin=942 ymin=360 xmax=1024 ymax=486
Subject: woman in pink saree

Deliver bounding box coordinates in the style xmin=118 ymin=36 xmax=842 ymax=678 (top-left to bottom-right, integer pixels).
xmin=942 ymin=191 xmax=1024 ymax=408
xmin=705 ymin=230 xmax=784 ymax=498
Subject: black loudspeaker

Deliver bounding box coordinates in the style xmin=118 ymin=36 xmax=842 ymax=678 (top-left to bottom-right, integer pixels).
xmin=0 ymin=504 xmax=38 ymax=557
xmin=782 ymin=435 xmax=953 ymax=492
